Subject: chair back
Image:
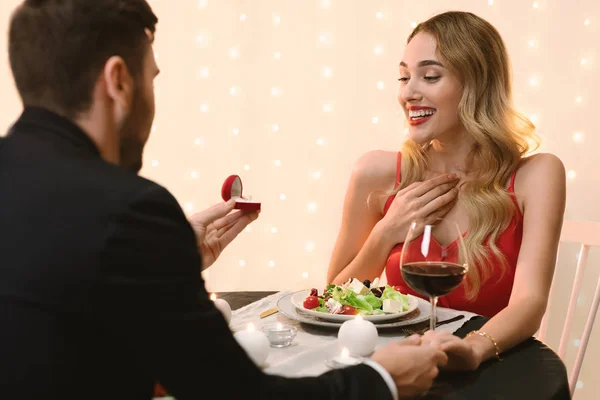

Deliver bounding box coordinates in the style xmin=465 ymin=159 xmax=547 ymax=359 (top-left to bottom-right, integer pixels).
xmin=537 ymin=219 xmax=600 ymax=397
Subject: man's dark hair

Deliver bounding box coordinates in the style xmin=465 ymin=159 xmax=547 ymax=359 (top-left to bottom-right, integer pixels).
xmin=8 ymin=0 xmax=158 ymax=119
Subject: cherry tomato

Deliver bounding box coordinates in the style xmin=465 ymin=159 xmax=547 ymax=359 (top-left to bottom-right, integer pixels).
xmin=341 ymin=305 xmax=357 ymax=315
xmin=303 ymin=296 xmax=320 ymax=309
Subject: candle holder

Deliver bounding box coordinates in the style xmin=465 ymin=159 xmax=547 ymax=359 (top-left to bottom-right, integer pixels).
xmin=261 ymin=323 xmax=297 ymax=348
xmin=325 ymin=347 xmax=364 ymax=369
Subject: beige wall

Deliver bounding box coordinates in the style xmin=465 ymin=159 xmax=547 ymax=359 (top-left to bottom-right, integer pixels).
xmin=1 ymin=1 xmax=599 ymax=397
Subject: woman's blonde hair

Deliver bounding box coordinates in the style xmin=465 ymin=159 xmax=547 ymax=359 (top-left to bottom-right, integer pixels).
xmin=397 ymin=11 xmax=540 ymax=298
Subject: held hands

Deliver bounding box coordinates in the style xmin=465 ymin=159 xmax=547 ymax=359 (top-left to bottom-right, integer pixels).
xmin=421 ymin=330 xmax=480 ymax=372
xmin=371 ymin=335 xmax=448 ymax=398
xmin=378 ymin=174 xmax=459 ymax=245
xmin=188 ymin=199 xmax=259 ymax=270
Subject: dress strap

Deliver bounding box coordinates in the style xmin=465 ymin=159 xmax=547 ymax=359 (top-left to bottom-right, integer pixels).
xmin=508 ymin=168 xmax=518 ymax=193
xmin=394 ymin=152 xmax=402 ymax=189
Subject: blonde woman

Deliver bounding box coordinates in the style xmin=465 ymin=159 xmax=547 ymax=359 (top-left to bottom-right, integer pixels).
xmin=326 ymin=11 xmax=566 ymax=371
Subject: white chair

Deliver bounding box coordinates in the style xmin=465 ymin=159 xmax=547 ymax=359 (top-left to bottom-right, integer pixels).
xmin=537 ymin=219 xmax=600 ymax=397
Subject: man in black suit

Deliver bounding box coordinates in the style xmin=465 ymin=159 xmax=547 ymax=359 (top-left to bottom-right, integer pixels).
xmin=0 ymin=1 xmax=447 ymax=399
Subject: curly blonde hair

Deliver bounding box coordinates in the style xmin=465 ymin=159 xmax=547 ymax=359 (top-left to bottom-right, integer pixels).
xmin=396 ymin=11 xmax=540 ymax=298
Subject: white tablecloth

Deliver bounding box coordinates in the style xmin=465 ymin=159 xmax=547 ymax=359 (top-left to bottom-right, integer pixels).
xmin=230 ymin=291 xmax=478 ymax=378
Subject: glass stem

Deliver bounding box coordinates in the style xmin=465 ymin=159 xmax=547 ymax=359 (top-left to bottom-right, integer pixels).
xmin=430 ymin=296 xmax=438 ymax=331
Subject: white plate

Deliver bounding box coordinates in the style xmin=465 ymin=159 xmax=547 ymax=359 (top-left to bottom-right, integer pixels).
xmin=280 ymin=291 xmax=427 ymax=329
xmin=290 ymin=289 xmax=419 ymax=322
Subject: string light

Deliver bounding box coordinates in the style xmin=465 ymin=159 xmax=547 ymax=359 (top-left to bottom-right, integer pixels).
xmin=581 ymin=58 xmax=588 ymax=66
xmin=274 ymin=52 xmax=282 ymax=60
xmin=232 ymin=128 xmax=240 ymax=136
xmin=321 ymin=0 xmax=331 ymax=8
xmin=573 ymin=132 xmax=584 ymax=142
xmin=243 ymin=164 xmax=250 ymax=171
xmin=273 ymin=15 xmax=281 ymax=25
xmin=279 ymin=194 xmax=287 ymax=200
xmin=200 ymin=104 xmax=209 ymax=112
xmin=584 ymin=18 xmax=590 ymax=26
xmin=323 ymin=104 xmax=333 ymax=112
xmin=323 ymin=67 xmax=333 ymax=78
xmin=410 ymin=21 xmax=417 ymax=28
xmin=185 ymin=202 xmax=194 ymax=213
xmin=245 ymin=226 xmax=252 ymax=233
xmin=229 ymin=47 xmax=239 ymax=58
xmin=376 ymin=11 xmax=383 ymax=19
xmin=190 ymin=171 xmax=199 ymax=179
xmin=302 ymin=272 xmax=309 ymax=279
xmin=529 ymin=114 xmax=538 ymax=124
xmin=271 ymin=87 xmax=281 ymax=96
xmin=268 ymin=260 xmax=276 ymax=268
xmin=377 ymin=81 xmax=385 ymax=90
xmin=528 ymin=39 xmax=537 ymax=48
xmin=305 ymin=241 xmax=315 ymax=252
xmin=229 ymin=87 xmax=239 ymax=96
xmin=272 ymin=124 xmax=280 ymax=132
xmin=575 ymin=96 xmax=582 ymax=104
xmin=307 ymin=202 xmax=318 ymax=213
xmin=319 ymin=33 xmax=332 ymax=45
xmin=374 ymin=46 xmax=383 ymax=55
xmin=198 ymin=0 xmax=208 ymax=8
xmin=240 ymin=14 xmax=247 ymax=22
xmin=312 ymin=171 xmax=321 ymax=179
xmin=372 ymin=116 xmax=379 ymax=124
xmin=532 ymin=2 xmax=539 ymax=9
xmin=567 ymin=170 xmax=577 ymax=180
xmin=151 ymin=160 xmax=159 ymax=167
xmin=274 ymin=160 xmax=281 ymax=167
xmin=271 ymin=227 xmax=278 ymax=233
xmin=239 ymin=260 xmax=246 ymax=267
xmin=316 ymin=137 xmax=326 ymax=146
xmin=194 ymin=137 xmax=204 ymax=146
xmin=576 ymin=381 xmax=584 ymax=389
xmin=196 ymin=34 xmax=209 ymax=47
xmin=488 ymin=0 xmax=494 ymax=5
xmin=529 ymin=75 xmax=540 ymax=86
xmin=199 ymin=67 xmax=210 ymax=78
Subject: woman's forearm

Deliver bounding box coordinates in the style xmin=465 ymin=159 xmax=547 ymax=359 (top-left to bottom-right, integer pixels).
xmin=466 ymin=296 xmax=546 ymax=366
xmin=330 ymin=222 xmax=396 ymax=285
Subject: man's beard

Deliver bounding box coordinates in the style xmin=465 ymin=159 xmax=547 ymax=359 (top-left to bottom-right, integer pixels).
xmin=118 ymin=88 xmax=150 ymax=173
xmin=119 ymin=136 xmax=144 ymax=173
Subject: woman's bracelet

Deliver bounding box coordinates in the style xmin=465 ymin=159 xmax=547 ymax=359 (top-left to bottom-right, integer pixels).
xmin=466 ymin=330 xmax=502 ymax=361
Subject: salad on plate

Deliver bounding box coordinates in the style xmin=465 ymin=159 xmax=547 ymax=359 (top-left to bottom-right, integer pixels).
xmin=302 ymin=277 xmax=411 ymax=316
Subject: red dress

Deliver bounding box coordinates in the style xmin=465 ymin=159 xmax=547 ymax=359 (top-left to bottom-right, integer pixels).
xmin=384 ymin=153 xmax=523 ymax=317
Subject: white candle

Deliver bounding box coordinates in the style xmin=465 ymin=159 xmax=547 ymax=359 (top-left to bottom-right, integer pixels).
xmin=210 ymin=293 xmax=231 ymax=324
xmin=337 ymin=315 xmax=379 ymax=357
xmin=233 ymin=323 xmax=270 ymax=367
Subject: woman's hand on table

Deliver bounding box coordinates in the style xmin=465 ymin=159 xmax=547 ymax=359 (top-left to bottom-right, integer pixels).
xmin=371 ymin=335 xmax=448 ymax=398
xmin=421 ymin=330 xmax=480 ymax=371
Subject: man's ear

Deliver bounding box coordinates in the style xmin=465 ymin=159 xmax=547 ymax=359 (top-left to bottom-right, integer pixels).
xmin=102 ymin=56 xmax=134 ymax=110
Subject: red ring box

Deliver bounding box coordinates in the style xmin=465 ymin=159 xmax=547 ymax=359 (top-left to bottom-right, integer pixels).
xmin=221 ymin=175 xmax=261 ymax=212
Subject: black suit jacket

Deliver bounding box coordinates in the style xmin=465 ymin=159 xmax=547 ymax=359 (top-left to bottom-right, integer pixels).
xmin=0 ymin=108 xmax=393 ymax=400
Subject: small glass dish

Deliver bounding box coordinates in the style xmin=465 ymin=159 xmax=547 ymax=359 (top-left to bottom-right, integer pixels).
xmin=261 ymin=323 xmax=297 ymax=348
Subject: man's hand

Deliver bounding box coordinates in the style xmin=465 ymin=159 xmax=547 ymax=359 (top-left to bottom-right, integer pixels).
xmin=188 ymin=199 xmax=259 ymax=269
xmin=421 ymin=330 xmax=480 ymax=371
xmin=371 ymin=335 xmax=448 ymax=398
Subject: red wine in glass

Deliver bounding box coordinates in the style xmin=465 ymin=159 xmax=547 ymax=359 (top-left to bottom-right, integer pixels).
xmin=400 ymin=219 xmax=469 ymax=331
xmin=401 ymin=262 xmax=466 ymax=298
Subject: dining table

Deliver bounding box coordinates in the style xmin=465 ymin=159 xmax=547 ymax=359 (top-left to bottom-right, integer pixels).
xmin=215 ymin=290 xmax=571 ymax=400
